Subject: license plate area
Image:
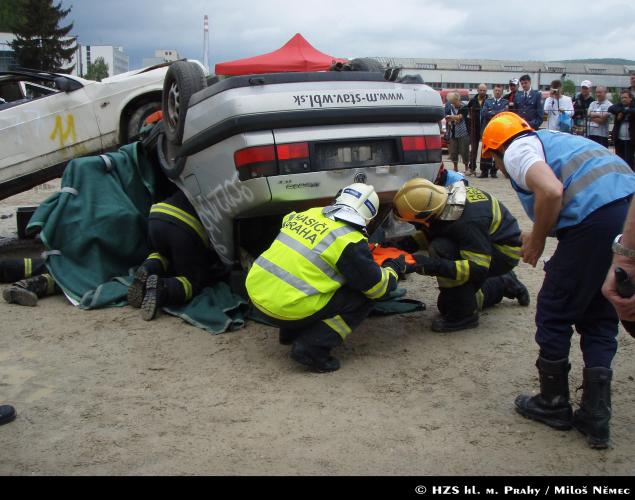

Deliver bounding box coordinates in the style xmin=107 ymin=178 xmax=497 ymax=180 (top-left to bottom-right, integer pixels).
xmin=311 ymin=139 xmax=398 ymax=171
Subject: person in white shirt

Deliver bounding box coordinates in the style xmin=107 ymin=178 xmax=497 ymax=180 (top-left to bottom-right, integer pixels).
xmin=481 ymin=111 xmax=635 ymax=449
xmin=587 ymin=86 xmax=612 ymax=147
xmin=543 ymin=80 xmax=574 ymax=132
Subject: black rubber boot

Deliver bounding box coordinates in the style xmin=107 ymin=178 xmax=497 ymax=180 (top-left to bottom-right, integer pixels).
xmin=515 ymin=357 xmax=573 ymax=430
xmin=501 ymin=271 xmax=530 ymax=306
xmin=127 ymin=266 xmax=150 ymax=309
xmin=3 ymin=274 xmax=56 ymax=307
xmin=0 ymin=404 xmax=16 ymax=425
xmin=279 ymin=328 xmax=300 ymax=346
xmin=490 ymin=170 xmax=498 ymax=178
xmin=141 ymin=275 xmax=167 ymax=321
xmin=572 ymin=367 xmax=612 ymax=449
xmin=291 ymin=342 xmax=340 ymax=373
xmin=431 ymin=312 xmax=479 ymax=332
xmin=478 ymin=170 xmax=489 ymax=178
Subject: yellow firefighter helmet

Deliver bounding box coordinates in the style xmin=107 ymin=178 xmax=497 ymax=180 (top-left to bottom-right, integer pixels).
xmin=392 ymin=178 xmax=448 ymax=223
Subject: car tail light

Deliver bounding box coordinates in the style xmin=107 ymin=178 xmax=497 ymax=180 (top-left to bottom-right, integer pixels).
xmin=234 ymin=145 xmax=276 ymax=181
xmin=277 ymin=142 xmax=310 ymax=174
xmin=400 ymin=135 xmax=442 ymax=164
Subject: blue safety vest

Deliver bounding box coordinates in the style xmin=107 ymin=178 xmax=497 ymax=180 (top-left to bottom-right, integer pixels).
xmin=510 ymin=130 xmax=635 ymax=231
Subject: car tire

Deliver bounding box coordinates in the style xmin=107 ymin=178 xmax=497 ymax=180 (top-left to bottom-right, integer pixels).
xmin=349 ymin=57 xmax=384 ymax=72
xmin=125 ymin=101 xmax=161 ymax=143
xmin=162 ymin=61 xmax=207 ymax=145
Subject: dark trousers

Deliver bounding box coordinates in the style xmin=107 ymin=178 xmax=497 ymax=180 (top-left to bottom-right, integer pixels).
xmin=261 ymin=286 xmax=374 ymax=349
xmin=535 ymin=198 xmax=630 ymax=368
xmin=145 ymin=219 xmax=225 ymax=303
xmin=0 ymin=258 xmax=46 ymax=282
xmin=615 ymin=139 xmax=634 ymax=169
xmin=588 ymin=135 xmax=609 ymax=148
xmin=431 ymin=238 xmax=517 ymax=319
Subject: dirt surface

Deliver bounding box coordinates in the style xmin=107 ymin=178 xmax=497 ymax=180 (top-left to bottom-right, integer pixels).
xmin=1 ymin=172 xmax=634 ymax=476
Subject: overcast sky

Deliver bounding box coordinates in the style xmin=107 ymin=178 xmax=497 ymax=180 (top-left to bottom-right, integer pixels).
xmin=60 ymin=0 xmax=635 ymax=71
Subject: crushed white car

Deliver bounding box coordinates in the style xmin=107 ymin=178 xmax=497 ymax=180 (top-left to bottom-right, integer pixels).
xmin=0 ymin=61 xmax=205 ymax=199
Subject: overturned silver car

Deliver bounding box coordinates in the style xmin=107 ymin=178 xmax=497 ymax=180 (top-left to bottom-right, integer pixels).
xmin=157 ymin=61 xmax=444 ymax=268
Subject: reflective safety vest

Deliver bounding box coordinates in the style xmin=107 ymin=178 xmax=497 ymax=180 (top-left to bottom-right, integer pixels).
xmin=246 ymin=207 xmax=367 ymax=320
xmin=511 ymin=130 xmax=635 ymax=231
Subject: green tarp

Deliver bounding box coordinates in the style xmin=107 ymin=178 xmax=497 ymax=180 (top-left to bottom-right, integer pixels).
xmin=28 ymin=143 xmax=155 ymax=305
xmin=27 ymin=143 xmax=247 ymax=334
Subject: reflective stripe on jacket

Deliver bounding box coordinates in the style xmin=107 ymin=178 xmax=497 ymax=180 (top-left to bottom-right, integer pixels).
xmin=246 ymin=207 xmax=372 ymax=320
xmin=148 ymin=190 xmax=209 ymax=247
xmin=511 ymin=130 xmax=635 ymax=231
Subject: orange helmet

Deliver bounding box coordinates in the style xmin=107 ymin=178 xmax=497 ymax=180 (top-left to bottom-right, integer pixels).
xmin=481 ymin=112 xmax=532 ymax=158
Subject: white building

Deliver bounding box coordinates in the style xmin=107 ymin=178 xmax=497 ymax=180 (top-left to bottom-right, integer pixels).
xmin=80 ymin=45 xmax=129 ymax=77
xmin=141 ymin=49 xmax=180 ymax=68
xmin=374 ymin=57 xmax=634 ymax=93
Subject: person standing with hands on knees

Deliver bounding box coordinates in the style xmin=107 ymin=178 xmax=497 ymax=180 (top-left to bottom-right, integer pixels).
xmin=481 ymin=112 xmax=635 ymax=449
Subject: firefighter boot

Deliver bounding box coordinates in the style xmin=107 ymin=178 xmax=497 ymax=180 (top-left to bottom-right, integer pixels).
xmin=3 ymin=274 xmax=56 ymax=307
xmin=279 ymin=328 xmax=300 ymax=345
xmin=128 ymin=257 xmax=166 ymax=309
xmin=431 ymin=312 xmax=479 ymax=332
xmin=140 ymin=274 xmax=168 ymax=321
xmin=572 ymin=367 xmax=612 ymax=449
xmin=501 ymin=271 xmax=530 ymax=306
xmin=128 ymin=266 xmax=151 ymax=308
xmin=291 ymin=328 xmax=342 ymax=373
xmin=515 ymin=357 xmax=573 ymax=430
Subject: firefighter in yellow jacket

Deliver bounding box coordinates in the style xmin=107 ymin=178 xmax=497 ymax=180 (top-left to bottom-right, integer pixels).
xmin=245 ymin=184 xmax=402 ymax=373
xmin=392 ymin=178 xmax=529 ymax=332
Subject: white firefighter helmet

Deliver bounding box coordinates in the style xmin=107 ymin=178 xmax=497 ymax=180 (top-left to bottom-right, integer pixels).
xmin=323 ymin=183 xmax=380 ymax=227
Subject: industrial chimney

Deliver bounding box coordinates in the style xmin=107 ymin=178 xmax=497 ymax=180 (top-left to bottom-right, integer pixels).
xmin=203 ymin=15 xmax=210 ymax=73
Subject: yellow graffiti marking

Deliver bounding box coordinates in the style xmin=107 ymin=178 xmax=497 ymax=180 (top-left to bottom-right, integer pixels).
xmin=50 ymin=114 xmax=77 ymax=147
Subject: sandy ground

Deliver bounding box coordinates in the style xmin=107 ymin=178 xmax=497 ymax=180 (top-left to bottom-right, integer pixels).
xmin=0 ymin=169 xmax=634 ymax=476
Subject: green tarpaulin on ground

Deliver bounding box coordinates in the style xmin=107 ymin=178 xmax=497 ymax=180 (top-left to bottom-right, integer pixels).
xmin=27 ymin=143 xmax=247 ymax=334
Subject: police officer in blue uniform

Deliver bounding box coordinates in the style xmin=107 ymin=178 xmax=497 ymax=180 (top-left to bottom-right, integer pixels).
xmin=514 ymin=74 xmax=543 ymax=130
xmin=479 ymin=84 xmax=509 ymax=178
xmin=482 ymin=112 xmax=635 ymax=449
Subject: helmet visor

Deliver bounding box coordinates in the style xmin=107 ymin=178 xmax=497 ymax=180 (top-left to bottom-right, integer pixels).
xmin=392 ymin=205 xmax=435 ymax=224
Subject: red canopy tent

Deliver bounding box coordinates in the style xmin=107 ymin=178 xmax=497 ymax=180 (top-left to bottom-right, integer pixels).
xmin=214 ymin=33 xmax=347 ymax=76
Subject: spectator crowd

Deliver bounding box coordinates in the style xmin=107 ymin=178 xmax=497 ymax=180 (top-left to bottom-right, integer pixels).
xmin=443 ymin=73 xmax=635 ymax=173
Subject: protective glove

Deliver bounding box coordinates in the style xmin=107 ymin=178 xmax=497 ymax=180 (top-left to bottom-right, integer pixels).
xmin=411 ymin=254 xmax=436 ymax=275
xmin=382 ymin=255 xmax=407 ymax=275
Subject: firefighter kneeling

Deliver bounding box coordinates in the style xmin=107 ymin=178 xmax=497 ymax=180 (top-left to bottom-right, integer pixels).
xmin=245 ymin=184 xmax=401 ymax=373
xmin=392 ymin=178 xmax=529 ymax=332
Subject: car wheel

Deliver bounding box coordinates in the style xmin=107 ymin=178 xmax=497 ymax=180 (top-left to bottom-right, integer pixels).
xmin=349 ymin=57 xmax=384 ymax=72
xmin=125 ymin=101 xmax=161 ymax=143
xmin=162 ymin=61 xmax=207 ymax=145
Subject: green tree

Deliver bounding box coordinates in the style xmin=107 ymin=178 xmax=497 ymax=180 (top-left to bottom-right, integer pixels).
xmin=0 ymin=0 xmax=24 ymax=32
xmin=84 ymin=57 xmax=109 ymax=81
xmin=9 ymin=0 xmax=76 ymax=73
xmin=562 ymin=79 xmax=576 ymax=96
